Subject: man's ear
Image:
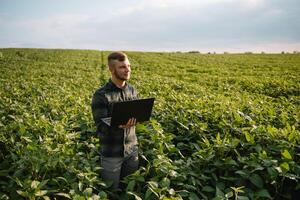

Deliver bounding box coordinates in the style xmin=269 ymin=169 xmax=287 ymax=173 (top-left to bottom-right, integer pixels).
xmin=108 ymin=64 xmax=114 ymax=73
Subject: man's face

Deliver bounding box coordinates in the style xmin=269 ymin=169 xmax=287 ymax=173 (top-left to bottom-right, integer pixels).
xmin=111 ymin=58 xmax=131 ymax=81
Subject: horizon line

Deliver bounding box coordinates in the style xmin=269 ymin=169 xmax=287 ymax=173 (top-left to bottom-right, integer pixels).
xmin=1 ymin=47 xmax=300 ymax=54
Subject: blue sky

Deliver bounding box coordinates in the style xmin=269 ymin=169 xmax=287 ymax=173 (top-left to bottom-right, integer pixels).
xmin=0 ymin=0 xmax=299 ymax=52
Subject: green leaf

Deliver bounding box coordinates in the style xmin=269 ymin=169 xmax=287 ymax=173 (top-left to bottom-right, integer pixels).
xmin=244 ymin=131 xmax=254 ymax=143
xmin=17 ymin=190 xmax=28 ymax=197
xmin=216 ymin=133 xmax=221 ymax=144
xmin=31 ymin=180 xmax=40 ymax=189
xmin=83 ymin=188 xmax=93 ymax=196
xmin=14 ymin=177 xmax=23 ymax=187
xmin=169 ymin=188 xmax=175 ymax=195
xmin=135 ymin=176 xmax=145 ymax=182
xmin=140 ymin=154 xmax=149 ymax=163
xmin=274 ymin=166 xmax=282 ymax=173
xmin=230 ymin=186 xmax=245 ymax=193
xmin=98 ymin=191 xmax=107 ymax=198
xmin=148 ymin=187 xmax=159 ymax=198
xmin=267 ymin=167 xmax=278 ymax=180
xmin=225 ymin=191 xmax=233 ymax=198
xmin=127 ymin=191 xmax=142 ymax=200
xmin=160 ymin=177 xmax=170 ymax=188
xmin=283 ymin=173 xmax=298 ymax=181
xmin=39 ymin=180 xmax=49 ymax=189
xmin=78 ymin=181 xmax=83 ymax=191
xmin=21 ymin=136 xmax=32 ymax=143
xmin=148 ymin=181 xmax=158 ymax=189
xmin=237 ymin=196 xmax=249 ymax=200
xmin=255 ymin=189 xmax=272 ymax=199
xmin=288 ymin=131 xmax=296 ymax=142
xmin=235 ymin=170 xmax=249 ymax=178
xmin=35 ymin=190 xmax=48 ymax=196
xmin=249 ymin=174 xmax=263 ymax=188
xmin=281 ymin=150 xmax=292 ymax=160
xmin=280 ymin=162 xmax=290 ymax=173
xmin=145 ymin=188 xmax=153 ymax=200
xmin=126 ymin=180 xmax=135 ymax=191
xmin=202 ymin=185 xmax=215 ymax=192
xmin=55 ymin=193 xmax=71 ymax=199
xmin=55 ymin=176 xmax=68 ymax=184
xmin=0 ymin=170 xmax=9 ymax=176
xmin=215 ymin=185 xmax=224 ymax=197
xmin=212 ymin=197 xmax=223 ymax=200
xmin=42 ymin=196 xmax=51 ymax=200
xmin=169 ymin=170 xmax=178 ymax=177
xmin=19 ymin=124 xmax=26 ymax=134
xmin=189 ymin=192 xmax=200 ymax=200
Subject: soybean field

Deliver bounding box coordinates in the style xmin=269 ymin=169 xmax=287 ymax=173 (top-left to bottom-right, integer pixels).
xmin=0 ymin=48 xmax=299 ymax=199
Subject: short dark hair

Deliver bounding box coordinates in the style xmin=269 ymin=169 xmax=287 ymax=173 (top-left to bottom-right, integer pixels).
xmin=108 ymin=52 xmax=128 ymax=65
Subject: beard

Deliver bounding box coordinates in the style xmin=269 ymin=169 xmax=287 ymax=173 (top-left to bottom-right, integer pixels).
xmin=114 ymin=71 xmax=130 ymax=81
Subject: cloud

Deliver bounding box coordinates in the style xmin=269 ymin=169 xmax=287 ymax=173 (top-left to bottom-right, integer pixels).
xmin=1 ymin=0 xmax=299 ymax=52
xmin=241 ymin=0 xmax=264 ymax=9
xmin=21 ymin=14 xmax=91 ymax=37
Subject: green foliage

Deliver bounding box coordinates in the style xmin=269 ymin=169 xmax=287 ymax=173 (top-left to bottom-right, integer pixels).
xmin=0 ymin=49 xmax=299 ymax=199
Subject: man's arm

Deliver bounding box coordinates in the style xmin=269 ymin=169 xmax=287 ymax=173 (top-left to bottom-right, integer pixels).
xmin=91 ymin=91 xmax=110 ymax=134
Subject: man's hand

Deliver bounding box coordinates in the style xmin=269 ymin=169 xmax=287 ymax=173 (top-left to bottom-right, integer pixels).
xmin=118 ymin=118 xmax=137 ymax=129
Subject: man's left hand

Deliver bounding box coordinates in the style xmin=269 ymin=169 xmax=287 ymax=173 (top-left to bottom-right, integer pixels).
xmin=118 ymin=118 xmax=137 ymax=129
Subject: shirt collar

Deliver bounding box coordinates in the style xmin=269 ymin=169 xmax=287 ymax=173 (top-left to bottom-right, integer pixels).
xmin=108 ymin=78 xmax=128 ymax=90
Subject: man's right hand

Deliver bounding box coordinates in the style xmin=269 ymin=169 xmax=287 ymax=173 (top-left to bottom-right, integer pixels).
xmin=118 ymin=118 xmax=137 ymax=129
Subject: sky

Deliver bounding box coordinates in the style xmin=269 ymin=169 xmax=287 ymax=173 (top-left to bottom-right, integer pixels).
xmin=0 ymin=0 xmax=300 ymax=53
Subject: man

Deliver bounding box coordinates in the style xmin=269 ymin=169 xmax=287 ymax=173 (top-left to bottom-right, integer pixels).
xmin=91 ymin=52 xmax=139 ymax=189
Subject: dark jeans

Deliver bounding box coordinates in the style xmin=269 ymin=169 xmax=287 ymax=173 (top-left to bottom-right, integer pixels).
xmin=100 ymin=150 xmax=139 ymax=189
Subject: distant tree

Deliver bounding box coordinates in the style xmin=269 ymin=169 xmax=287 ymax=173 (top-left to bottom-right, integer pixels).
xmin=224 ymin=52 xmax=229 ymax=54
xmin=244 ymin=51 xmax=253 ymax=54
xmin=207 ymin=52 xmax=211 ymax=54
xmin=188 ymin=51 xmax=200 ymax=54
xmin=293 ymin=51 xmax=300 ymax=54
xmin=261 ymin=51 xmax=265 ymax=54
xmin=281 ymin=51 xmax=285 ymax=54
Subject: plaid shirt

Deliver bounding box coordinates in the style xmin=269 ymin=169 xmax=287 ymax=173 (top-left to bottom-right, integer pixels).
xmin=91 ymin=79 xmax=138 ymax=157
